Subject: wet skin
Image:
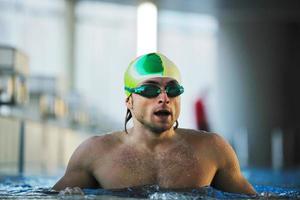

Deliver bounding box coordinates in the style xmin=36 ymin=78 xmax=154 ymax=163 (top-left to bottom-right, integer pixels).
xmin=53 ymin=78 xmax=256 ymax=195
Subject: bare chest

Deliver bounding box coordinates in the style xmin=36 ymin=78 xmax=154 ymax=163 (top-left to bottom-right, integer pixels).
xmin=93 ymin=145 xmax=216 ymax=189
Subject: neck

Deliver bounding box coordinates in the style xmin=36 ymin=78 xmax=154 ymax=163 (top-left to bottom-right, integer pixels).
xmin=126 ymin=125 xmax=176 ymax=149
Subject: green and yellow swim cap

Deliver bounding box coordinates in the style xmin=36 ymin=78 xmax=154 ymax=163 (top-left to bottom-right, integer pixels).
xmin=124 ymin=52 xmax=181 ymax=96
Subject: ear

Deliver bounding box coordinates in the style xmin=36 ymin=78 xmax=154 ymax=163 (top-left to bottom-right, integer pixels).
xmin=125 ymin=96 xmax=133 ymax=110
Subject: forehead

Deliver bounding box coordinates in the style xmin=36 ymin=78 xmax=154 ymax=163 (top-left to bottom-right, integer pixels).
xmin=140 ymin=77 xmax=178 ymax=85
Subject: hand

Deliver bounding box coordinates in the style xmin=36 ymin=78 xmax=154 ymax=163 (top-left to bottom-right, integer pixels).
xmin=58 ymin=187 xmax=84 ymax=195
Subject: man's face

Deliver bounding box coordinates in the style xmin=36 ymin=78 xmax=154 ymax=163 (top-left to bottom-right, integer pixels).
xmin=126 ymin=77 xmax=181 ymax=133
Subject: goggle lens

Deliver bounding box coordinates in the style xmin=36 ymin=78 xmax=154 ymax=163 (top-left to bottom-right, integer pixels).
xmin=125 ymin=84 xmax=184 ymax=98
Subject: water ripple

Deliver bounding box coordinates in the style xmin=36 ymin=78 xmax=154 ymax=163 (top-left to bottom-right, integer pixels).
xmin=0 ymin=176 xmax=300 ymax=199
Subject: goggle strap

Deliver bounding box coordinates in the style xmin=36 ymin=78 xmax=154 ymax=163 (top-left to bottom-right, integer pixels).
xmin=125 ymin=85 xmax=184 ymax=97
xmin=124 ymin=86 xmax=135 ymax=93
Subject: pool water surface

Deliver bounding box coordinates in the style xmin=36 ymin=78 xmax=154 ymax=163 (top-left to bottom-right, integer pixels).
xmin=0 ymin=169 xmax=300 ymax=199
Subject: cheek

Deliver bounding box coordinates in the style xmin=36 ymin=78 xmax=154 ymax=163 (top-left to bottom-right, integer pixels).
xmin=133 ymin=98 xmax=152 ymax=116
xmin=174 ymin=99 xmax=181 ymax=117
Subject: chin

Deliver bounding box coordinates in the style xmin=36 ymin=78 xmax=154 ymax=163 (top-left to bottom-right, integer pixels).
xmin=150 ymin=124 xmax=173 ymax=134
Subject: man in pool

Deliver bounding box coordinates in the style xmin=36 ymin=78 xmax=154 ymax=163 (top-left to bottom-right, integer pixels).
xmin=53 ymin=52 xmax=256 ymax=195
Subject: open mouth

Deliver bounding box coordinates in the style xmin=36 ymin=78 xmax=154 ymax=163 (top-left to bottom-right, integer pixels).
xmin=154 ymin=110 xmax=171 ymax=117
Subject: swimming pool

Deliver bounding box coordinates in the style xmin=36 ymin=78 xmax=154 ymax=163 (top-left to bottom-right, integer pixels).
xmin=0 ymin=168 xmax=300 ymax=199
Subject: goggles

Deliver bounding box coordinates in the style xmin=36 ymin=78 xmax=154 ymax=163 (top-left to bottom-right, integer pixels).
xmin=125 ymin=83 xmax=184 ymax=98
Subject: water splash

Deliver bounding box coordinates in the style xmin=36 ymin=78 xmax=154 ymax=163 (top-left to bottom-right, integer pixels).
xmin=0 ymin=176 xmax=300 ymax=199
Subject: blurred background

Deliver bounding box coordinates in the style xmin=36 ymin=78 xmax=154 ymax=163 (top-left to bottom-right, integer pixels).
xmin=0 ymin=0 xmax=299 ymax=176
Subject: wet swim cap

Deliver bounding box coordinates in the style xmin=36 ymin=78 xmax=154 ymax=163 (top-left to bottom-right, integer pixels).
xmin=124 ymin=52 xmax=181 ymax=96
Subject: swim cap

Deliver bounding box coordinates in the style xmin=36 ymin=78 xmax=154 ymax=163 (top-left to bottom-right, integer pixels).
xmin=124 ymin=52 xmax=181 ymax=96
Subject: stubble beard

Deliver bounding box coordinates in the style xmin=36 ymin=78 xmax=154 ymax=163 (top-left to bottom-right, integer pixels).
xmin=138 ymin=117 xmax=175 ymax=134
xmin=131 ymin=99 xmax=176 ymax=134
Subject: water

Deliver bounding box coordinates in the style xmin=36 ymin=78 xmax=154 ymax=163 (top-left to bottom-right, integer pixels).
xmin=0 ymin=169 xmax=300 ymax=199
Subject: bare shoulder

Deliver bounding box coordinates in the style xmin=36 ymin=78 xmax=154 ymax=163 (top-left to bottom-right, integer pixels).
xmin=83 ymin=131 xmax=123 ymax=147
xmin=177 ymin=128 xmax=233 ymax=159
xmin=68 ymin=131 xmax=124 ymax=168
xmin=177 ymin=128 xmax=227 ymax=144
xmin=176 ymin=130 xmax=255 ymax=194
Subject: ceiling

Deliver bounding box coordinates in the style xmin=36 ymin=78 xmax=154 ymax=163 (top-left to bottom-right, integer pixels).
xmin=77 ymin=0 xmax=300 ymax=21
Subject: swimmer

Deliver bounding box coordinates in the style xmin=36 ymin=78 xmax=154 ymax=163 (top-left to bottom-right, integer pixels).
xmin=53 ymin=52 xmax=256 ymax=195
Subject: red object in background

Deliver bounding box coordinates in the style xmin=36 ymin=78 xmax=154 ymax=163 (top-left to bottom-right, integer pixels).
xmin=195 ymin=98 xmax=209 ymax=131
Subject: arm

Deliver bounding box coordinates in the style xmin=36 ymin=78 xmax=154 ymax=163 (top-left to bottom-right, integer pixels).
xmin=211 ymin=134 xmax=256 ymax=195
xmin=52 ymin=137 xmax=100 ymax=191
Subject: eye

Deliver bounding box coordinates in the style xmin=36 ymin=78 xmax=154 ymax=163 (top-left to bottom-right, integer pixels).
xmin=166 ymin=84 xmax=183 ymax=97
xmin=140 ymin=85 xmax=160 ymax=97
xmin=167 ymin=88 xmax=179 ymax=97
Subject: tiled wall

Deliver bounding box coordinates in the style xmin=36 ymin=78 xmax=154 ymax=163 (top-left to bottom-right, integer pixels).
xmin=0 ymin=117 xmax=21 ymax=174
xmin=0 ymin=116 xmax=91 ymax=175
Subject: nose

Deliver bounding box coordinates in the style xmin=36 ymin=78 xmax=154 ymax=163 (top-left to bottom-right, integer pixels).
xmin=158 ymin=90 xmax=170 ymax=104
